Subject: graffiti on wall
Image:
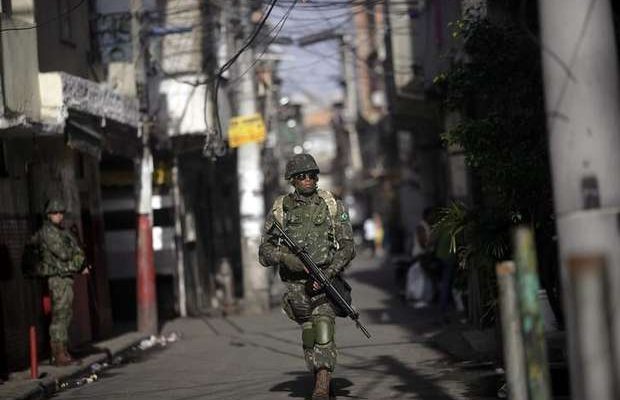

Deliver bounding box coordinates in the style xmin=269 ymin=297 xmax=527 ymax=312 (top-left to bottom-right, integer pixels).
xmin=95 ymin=12 xmax=133 ymax=63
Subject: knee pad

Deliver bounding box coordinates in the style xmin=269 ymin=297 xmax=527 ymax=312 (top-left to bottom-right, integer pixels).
xmin=302 ymin=322 xmax=315 ymax=349
xmin=314 ymin=317 xmax=334 ymax=346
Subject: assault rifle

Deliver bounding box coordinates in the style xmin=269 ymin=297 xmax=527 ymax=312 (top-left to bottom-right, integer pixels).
xmin=272 ymin=220 xmax=371 ymax=339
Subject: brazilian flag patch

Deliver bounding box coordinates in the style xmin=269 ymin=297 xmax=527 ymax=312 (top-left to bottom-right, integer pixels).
xmin=340 ymin=212 xmax=349 ymax=222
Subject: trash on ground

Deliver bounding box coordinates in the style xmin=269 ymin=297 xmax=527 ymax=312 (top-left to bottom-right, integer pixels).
xmin=55 ymin=332 xmax=180 ymax=394
xmin=138 ymin=332 xmax=181 ymax=350
xmin=57 ymin=373 xmax=99 ymax=390
xmin=90 ymin=362 xmax=108 ymax=372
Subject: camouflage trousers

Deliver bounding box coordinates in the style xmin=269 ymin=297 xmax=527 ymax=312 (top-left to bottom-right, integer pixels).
xmin=48 ymin=276 xmax=74 ymax=343
xmin=282 ymin=282 xmax=337 ymax=372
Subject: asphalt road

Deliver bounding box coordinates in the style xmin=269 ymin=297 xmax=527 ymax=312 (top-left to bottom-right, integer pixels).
xmin=51 ymin=255 xmax=497 ymax=400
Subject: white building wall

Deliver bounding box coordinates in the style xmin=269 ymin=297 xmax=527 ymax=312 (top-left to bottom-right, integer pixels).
xmin=159 ymin=80 xmax=208 ymax=135
xmin=103 ymin=193 xmax=176 ymax=279
xmin=1 ymin=1 xmax=40 ymax=121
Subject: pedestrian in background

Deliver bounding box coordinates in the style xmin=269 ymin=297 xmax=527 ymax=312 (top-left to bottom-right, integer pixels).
xmin=34 ymin=198 xmax=90 ymax=366
xmin=373 ymin=212 xmax=384 ymax=257
xmin=434 ymin=224 xmax=457 ymax=321
xmin=413 ymin=208 xmax=433 ymax=257
xmin=405 ymin=207 xmax=434 ymax=307
xmin=363 ymin=215 xmax=376 ymax=257
xmin=259 ymin=154 xmax=355 ymax=400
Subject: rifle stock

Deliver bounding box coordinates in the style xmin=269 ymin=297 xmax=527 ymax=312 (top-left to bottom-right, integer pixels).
xmin=272 ymin=220 xmax=371 ymax=339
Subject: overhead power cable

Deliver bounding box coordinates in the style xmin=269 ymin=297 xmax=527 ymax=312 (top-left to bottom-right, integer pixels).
xmin=205 ymin=0 xmax=284 ymax=156
xmin=216 ymin=0 xmax=279 ymax=78
xmin=156 ymin=0 xmax=287 ymax=88
xmin=229 ymin=0 xmax=299 ymax=86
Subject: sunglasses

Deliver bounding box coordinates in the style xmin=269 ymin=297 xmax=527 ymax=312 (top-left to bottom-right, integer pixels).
xmin=293 ymin=172 xmax=318 ymax=181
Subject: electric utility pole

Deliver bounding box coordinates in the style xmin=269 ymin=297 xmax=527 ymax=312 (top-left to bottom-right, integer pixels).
xmin=131 ymin=0 xmax=158 ymax=334
xmin=171 ymin=159 xmax=187 ymax=317
xmin=297 ymin=30 xmax=363 ymax=173
xmin=340 ymin=35 xmax=363 ymax=173
xmin=237 ymin=0 xmax=269 ymax=314
xmin=539 ymin=1 xmax=620 ymax=398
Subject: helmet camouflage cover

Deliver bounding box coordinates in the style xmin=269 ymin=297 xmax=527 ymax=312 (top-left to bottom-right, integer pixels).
xmin=284 ymin=153 xmax=320 ymax=179
xmin=45 ymin=198 xmax=66 ymax=214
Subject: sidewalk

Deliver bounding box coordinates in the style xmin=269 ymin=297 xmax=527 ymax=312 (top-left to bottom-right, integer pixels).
xmin=0 ymin=331 xmax=145 ymax=400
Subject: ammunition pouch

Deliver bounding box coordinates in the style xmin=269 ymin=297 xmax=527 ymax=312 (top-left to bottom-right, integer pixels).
xmin=282 ymin=290 xmax=312 ymax=323
xmin=306 ymin=274 xmax=352 ymax=318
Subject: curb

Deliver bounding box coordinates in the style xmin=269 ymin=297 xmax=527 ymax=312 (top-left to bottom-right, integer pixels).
xmin=5 ymin=332 xmax=145 ymax=400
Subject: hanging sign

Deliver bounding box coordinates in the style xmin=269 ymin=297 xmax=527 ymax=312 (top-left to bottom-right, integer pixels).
xmin=227 ymin=113 xmax=266 ymax=148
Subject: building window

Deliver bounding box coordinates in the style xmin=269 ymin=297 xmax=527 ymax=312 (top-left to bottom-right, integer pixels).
xmin=0 ymin=141 xmax=9 ymax=178
xmin=1 ymin=0 xmax=12 ymax=16
xmin=57 ymin=0 xmax=74 ymax=45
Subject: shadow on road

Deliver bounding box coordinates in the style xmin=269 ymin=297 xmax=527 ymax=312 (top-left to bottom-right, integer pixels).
xmin=345 ymin=256 xmax=502 ymax=399
xmin=270 ymin=352 xmax=464 ymax=400
xmin=346 ymin=355 xmax=461 ymax=400
xmin=270 ymin=371 xmax=355 ymax=399
xmin=347 ymin=257 xmax=451 ymax=337
xmin=378 ymin=354 xmax=458 ymax=400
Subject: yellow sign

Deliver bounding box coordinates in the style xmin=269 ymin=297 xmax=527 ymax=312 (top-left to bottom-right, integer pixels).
xmin=228 ymin=113 xmax=267 ymax=148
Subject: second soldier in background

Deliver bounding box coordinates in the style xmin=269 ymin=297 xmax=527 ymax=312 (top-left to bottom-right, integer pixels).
xmin=35 ymin=198 xmax=89 ymax=366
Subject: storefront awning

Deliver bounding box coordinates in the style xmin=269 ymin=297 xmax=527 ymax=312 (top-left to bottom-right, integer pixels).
xmin=39 ymin=72 xmax=139 ymax=130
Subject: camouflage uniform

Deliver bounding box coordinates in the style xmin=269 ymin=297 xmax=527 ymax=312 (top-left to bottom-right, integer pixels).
xmin=37 ymin=202 xmax=85 ymax=345
xmin=259 ymin=189 xmax=355 ymax=373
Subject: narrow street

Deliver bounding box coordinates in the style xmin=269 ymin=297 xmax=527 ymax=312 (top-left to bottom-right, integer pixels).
xmin=51 ymin=256 xmax=496 ymax=400
xmin=1 ymin=0 xmax=618 ymax=397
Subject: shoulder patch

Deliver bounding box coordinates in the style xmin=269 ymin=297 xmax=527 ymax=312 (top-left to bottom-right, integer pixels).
xmin=273 ymin=195 xmax=286 ymax=226
xmin=340 ymin=212 xmax=349 ymax=222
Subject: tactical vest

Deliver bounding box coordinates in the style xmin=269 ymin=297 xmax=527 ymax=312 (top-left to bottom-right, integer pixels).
xmin=37 ymin=224 xmax=85 ymax=277
xmin=272 ymin=189 xmax=339 ymax=269
xmin=273 ymin=189 xmax=339 ymax=244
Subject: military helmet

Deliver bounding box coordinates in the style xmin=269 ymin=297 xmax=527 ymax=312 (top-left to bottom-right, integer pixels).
xmin=284 ymin=153 xmax=320 ymax=179
xmin=45 ymin=198 xmax=66 ymax=214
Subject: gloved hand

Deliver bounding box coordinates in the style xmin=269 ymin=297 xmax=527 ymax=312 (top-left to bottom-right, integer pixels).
xmin=279 ymin=248 xmax=306 ymax=272
xmin=309 ymin=267 xmax=339 ymax=293
xmin=324 ymin=267 xmax=339 ymax=280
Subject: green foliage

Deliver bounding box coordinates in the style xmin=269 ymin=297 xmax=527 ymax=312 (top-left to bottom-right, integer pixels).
xmin=435 ymin=202 xmax=511 ymax=265
xmin=434 ymin=11 xmax=554 ymax=325
xmin=434 ymin=202 xmax=512 ymax=325
xmin=436 ymin=13 xmax=551 ymax=218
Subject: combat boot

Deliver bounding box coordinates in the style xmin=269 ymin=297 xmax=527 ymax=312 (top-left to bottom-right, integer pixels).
xmin=50 ymin=341 xmax=73 ymax=367
xmin=51 ymin=342 xmax=79 ymax=367
xmin=61 ymin=343 xmax=80 ymax=365
xmin=312 ymin=369 xmax=331 ymax=400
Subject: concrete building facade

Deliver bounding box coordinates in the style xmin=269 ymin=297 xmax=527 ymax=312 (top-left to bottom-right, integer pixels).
xmin=348 ymin=0 xmax=468 ymax=253
xmin=0 ymin=0 xmax=138 ymax=374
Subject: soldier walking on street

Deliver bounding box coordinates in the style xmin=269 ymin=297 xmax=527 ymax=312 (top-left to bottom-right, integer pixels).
xmin=259 ymin=154 xmax=355 ymax=400
xmin=35 ymin=198 xmax=89 ymax=366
